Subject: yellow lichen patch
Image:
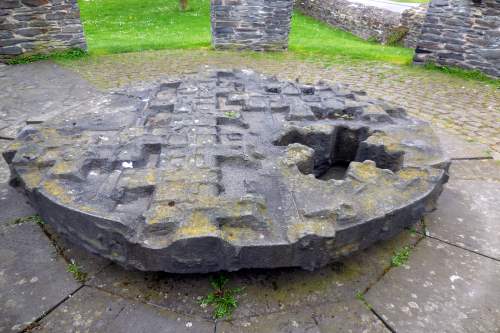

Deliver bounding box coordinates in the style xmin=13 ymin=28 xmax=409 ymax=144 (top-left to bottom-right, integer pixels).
xmin=77 ymin=205 xmax=97 ymax=213
xmin=145 ymin=204 xmax=180 ymax=225
xmin=348 ymin=162 xmax=380 ymax=181
xmin=366 ymin=132 xmax=400 ymax=152
xmin=51 ymin=160 xmax=75 ymax=175
xmin=119 ymin=169 xmax=157 ymax=189
xmin=42 ymin=179 xmax=72 ymax=204
xmin=397 ymin=168 xmax=428 ymax=182
xmin=40 ymin=127 xmax=59 ymax=138
xmin=160 ymin=169 xmax=219 ymax=183
xmin=287 ymin=220 xmax=334 ymax=241
xmin=176 ymin=211 xmax=218 ymax=238
xmin=145 ymin=169 xmax=156 ymax=184
xmin=36 ymin=149 xmax=60 ymax=167
xmin=21 ymin=169 xmax=42 ymax=190
xmin=221 ymin=226 xmax=262 ymax=243
xmin=194 ymin=195 xmax=221 ymax=209
xmin=6 ymin=141 xmax=23 ymax=151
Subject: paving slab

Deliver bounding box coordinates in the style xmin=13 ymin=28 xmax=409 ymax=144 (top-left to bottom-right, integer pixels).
xmin=217 ymin=300 xmax=388 ymax=332
xmin=0 ymin=183 xmax=35 ymax=227
xmin=0 ymin=62 xmax=100 ymax=140
xmin=366 ymin=238 xmax=500 ymax=333
xmin=425 ymin=160 xmax=500 ymax=259
xmin=448 ymin=159 xmax=500 ymax=182
xmin=89 ymin=230 xmax=421 ymax=320
xmin=435 ymin=131 xmax=491 ymax=160
xmin=0 ymin=223 xmax=81 ymax=332
xmin=1 ymin=140 xmax=12 ymax=183
xmin=35 ymin=286 xmax=214 ymax=333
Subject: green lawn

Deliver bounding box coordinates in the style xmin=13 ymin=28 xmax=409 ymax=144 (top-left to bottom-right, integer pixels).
xmin=78 ymin=0 xmax=414 ymax=64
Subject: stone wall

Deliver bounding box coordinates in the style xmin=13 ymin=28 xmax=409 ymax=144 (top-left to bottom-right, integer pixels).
xmin=211 ymin=0 xmax=294 ymax=51
xmin=294 ymin=0 xmax=427 ymax=48
xmin=400 ymin=4 xmax=428 ymax=49
xmin=0 ymin=0 xmax=86 ymax=62
xmin=414 ymin=0 xmax=499 ymax=78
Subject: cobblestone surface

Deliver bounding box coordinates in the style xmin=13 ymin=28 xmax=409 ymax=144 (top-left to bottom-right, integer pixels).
xmin=59 ymin=50 xmax=500 ymax=158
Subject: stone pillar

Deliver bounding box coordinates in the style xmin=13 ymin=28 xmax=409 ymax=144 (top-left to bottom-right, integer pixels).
xmin=211 ymin=0 xmax=294 ymax=51
xmin=0 ymin=0 xmax=87 ymax=62
xmin=414 ymin=0 xmax=499 ymax=78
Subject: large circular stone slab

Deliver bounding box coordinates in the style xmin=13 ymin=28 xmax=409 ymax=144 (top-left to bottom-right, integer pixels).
xmin=4 ymin=70 xmax=449 ymax=273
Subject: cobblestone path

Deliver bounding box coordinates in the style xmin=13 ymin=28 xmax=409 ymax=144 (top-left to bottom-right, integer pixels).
xmin=61 ymin=49 xmax=500 ymax=158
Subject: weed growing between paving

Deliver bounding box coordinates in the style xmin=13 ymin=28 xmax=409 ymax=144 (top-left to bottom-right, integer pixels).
xmin=12 ymin=215 xmax=45 ymax=226
xmin=391 ymin=246 xmax=412 ymax=267
xmin=200 ymin=274 xmax=243 ymax=320
xmin=67 ymin=259 xmax=88 ymax=283
xmin=422 ymin=63 xmax=500 ymax=87
xmin=223 ymin=111 xmax=239 ymax=118
xmin=356 ymin=291 xmax=373 ymax=309
xmin=6 ymin=48 xmax=87 ymax=65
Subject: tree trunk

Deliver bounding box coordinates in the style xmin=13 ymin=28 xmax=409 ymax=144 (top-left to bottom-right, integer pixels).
xmin=180 ymin=0 xmax=188 ymax=11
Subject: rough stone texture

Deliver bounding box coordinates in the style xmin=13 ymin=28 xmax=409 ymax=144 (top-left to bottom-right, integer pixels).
xmin=366 ymin=238 xmax=500 ymax=332
xmin=425 ymin=160 xmax=500 ymax=260
xmin=414 ymin=0 xmax=500 ymax=78
xmin=36 ymin=287 xmax=215 ymax=333
xmin=294 ymin=0 xmax=427 ymax=47
xmin=211 ymin=0 xmax=294 ymax=51
xmin=4 ymin=69 xmax=448 ymax=273
xmin=0 ymin=223 xmax=80 ymax=332
xmin=0 ymin=0 xmax=86 ymax=62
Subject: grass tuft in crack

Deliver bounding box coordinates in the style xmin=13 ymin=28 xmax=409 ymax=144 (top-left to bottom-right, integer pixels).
xmin=6 ymin=48 xmax=87 ymax=65
xmin=391 ymin=245 xmax=412 ymax=267
xmin=223 ymin=111 xmax=239 ymax=119
xmin=12 ymin=215 xmax=45 ymax=226
xmin=200 ymin=274 xmax=243 ymax=320
xmin=355 ymin=291 xmax=372 ymax=309
xmin=67 ymin=259 xmax=88 ymax=283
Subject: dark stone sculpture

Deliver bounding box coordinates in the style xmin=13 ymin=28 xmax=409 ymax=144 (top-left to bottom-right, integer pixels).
xmin=4 ymin=69 xmax=449 ymax=273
